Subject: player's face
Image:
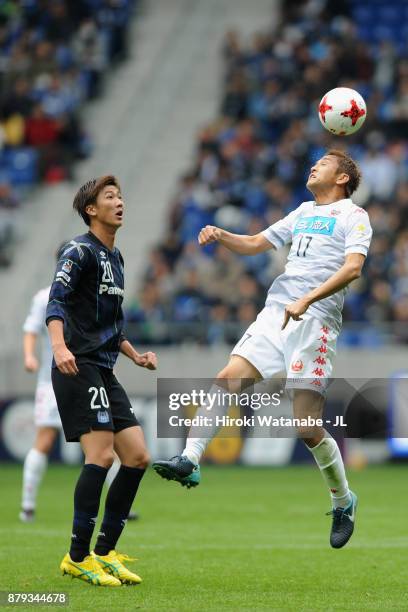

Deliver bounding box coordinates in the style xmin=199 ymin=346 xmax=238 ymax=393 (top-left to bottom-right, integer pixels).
xmin=90 ymin=185 xmax=124 ymax=228
xmin=306 ymin=155 xmax=346 ymax=193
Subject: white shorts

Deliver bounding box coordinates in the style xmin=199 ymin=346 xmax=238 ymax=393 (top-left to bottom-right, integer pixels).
xmin=231 ymin=304 xmax=339 ymax=396
xmin=34 ymin=382 xmax=62 ymax=428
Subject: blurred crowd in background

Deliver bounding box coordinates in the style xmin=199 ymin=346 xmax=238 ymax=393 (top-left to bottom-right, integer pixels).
xmin=126 ymin=0 xmax=408 ymax=346
xmin=1 ymin=0 xmax=407 ymax=346
xmin=0 ymin=0 xmax=136 ymax=266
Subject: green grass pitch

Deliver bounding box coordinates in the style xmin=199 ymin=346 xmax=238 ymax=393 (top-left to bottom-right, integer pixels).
xmin=1 ymin=463 xmax=408 ymax=611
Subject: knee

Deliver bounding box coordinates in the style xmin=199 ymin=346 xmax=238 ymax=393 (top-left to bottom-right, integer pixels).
xmin=36 ymin=439 xmax=54 ymax=455
xmin=137 ymin=452 xmax=150 ymax=469
xmin=86 ymin=449 xmax=115 ymax=469
xmin=100 ymin=450 xmax=115 ymax=469
xmin=123 ymin=451 xmax=150 ymax=469
xmin=35 ymin=429 xmax=57 ymax=454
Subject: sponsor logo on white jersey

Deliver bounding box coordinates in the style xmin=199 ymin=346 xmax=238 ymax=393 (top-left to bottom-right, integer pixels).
xmin=355 ymin=223 xmax=367 ymax=235
xmin=294 ymin=216 xmax=336 ymax=235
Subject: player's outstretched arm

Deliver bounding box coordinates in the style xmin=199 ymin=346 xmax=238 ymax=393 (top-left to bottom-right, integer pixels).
xmin=198 ymin=225 xmax=274 ymax=255
xmin=282 ymin=253 xmax=365 ymax=329
xmin=119 ymin=339 xmax=157 ymax=370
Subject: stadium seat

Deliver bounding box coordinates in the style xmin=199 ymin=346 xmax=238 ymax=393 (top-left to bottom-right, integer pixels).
xmin=2 ymin=148 xmax=38 ymax=186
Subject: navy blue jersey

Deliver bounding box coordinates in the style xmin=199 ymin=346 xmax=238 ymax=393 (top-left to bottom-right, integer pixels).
xmin=46 ymin=232 xmax=126 ymax=369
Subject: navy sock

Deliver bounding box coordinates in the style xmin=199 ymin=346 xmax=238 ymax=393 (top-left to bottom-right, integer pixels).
xmin=94 ymin=465 xmax=145 ymax=556
xmin=69 ymin=464 xmax=108 ymax=562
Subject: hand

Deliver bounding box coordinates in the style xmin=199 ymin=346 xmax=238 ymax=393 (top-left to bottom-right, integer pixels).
xmin=282 ymin=298 xmax=310 ymax=330
xmin=24 ymin=355 xmax=39 ymax=372
xmin=53 ymin=343 xmax=79 ymax=376
xmin=134 ymin=351 xmax=157 ymax=370
xmin=198 ymin=225 xmax=222 ymax=247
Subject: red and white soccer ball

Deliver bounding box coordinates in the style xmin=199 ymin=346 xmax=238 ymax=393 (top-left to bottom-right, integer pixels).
xmin=318 ymin=87 xmax=367 ymax=136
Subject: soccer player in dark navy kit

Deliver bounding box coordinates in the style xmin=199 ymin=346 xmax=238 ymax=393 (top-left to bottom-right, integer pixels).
xmin=46 ymin=175 xmax=157 ymax=587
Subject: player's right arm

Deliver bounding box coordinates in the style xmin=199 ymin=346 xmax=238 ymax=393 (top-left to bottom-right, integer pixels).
xmin=198 ymin=226 xmax=274 ymax=255
xmin=198 ymin=206 xmax=303 ymax=255
xmin=46 ymin=243 xmax=88 ymax=376
xmin=47 ymin=319 xmax=79 ymax=376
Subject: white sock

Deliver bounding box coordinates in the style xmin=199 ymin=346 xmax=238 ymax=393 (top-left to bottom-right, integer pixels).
xmin=308 ymin=435 xmax=352 ymax=509
xmin=21 ymin=448 xmax=48 ymax=511
xmin=183 ymin=384 xmax=232 ymax=465
xmin=183 ymin=438 xmax=208 ymax=466
xmin=106 ymin=457 xmax=121 ymax=488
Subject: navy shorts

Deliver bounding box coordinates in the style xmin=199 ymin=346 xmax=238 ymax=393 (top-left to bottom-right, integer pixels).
xmin=52 ymin=363 xmax=139 ymax=442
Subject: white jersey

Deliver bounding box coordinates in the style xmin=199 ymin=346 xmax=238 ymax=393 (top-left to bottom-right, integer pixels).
xmin=262 ymin=198 xmax=372 ymax=330
xmin=23 ymin=286 xmax=53 ymax=385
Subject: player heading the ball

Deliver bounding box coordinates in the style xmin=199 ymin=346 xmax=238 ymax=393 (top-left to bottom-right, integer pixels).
xmin=153 ymin=149 xmax=372 ymax=550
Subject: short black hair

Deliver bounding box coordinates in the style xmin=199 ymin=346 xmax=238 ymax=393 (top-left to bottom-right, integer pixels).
xmin=73 ymin=175 xmax=121 ymax=225
xmin=326 ymin=149 xmax=361 ymax=197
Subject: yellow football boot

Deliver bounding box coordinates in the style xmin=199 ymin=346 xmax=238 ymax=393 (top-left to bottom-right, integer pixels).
xmin=60 ymin=552 xmax=121 ymax=586
xmin=91 ymin=550 xmax=142 ymax=584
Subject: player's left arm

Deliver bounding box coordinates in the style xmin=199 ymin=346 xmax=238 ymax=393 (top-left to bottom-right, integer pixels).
xmin=119 ymin=337 xmax=157 ymax=370
xmin=282 ymin=253 xmax=365 ymax=329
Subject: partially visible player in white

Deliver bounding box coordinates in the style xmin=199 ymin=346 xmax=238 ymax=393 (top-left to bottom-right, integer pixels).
xmin=20 ymin=285 xmax=61 ymax=522
xmin=20 ymin=274 xmax=135 ymax=522
xmin=153 ymin=149 xmax=373 ymax=549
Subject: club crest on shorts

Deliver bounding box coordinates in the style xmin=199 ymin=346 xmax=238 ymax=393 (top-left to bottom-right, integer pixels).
xmin=291 ymin=359 xmax=304 ymax=372
xmin=97 ymin=410 xmax=110 ymax=424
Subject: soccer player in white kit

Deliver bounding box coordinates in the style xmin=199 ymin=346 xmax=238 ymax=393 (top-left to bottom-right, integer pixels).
xmin=153 ymin=149 xmax=373 ymax=549
xmin=20 ymin=284 xmax=62 ymax=522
